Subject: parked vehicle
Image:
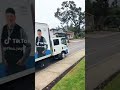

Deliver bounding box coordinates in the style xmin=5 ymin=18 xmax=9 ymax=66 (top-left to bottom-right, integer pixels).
xmin=35 ymin=22 xmax=69 ymax=66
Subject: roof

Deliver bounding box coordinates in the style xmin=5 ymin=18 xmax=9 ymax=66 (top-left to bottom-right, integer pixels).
xmin=51 ymin=37 xmax=65 ymax=39
xmin=66 ymin=31 xmax=74 ymax=34
xmin=35 ymin=22 xmax=48 ymax=26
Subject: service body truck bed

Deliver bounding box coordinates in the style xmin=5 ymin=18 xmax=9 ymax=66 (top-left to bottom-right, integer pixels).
xmin=35 ymin=22 xmax=69 ymax=64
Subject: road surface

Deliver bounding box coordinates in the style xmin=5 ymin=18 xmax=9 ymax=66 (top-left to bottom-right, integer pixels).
xmin=68 ymin=39 xmax=85 ymax=55
xmin=86 ymin=32 xmax=120 ymax=90
xmin=86 ymin=32 xmax=120 ymax=69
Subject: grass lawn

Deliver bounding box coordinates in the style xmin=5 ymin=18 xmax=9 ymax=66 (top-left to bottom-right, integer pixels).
xmin=103 ymin=73 xmax=120 ymax=90
xmin=52 ymin=58 xmax=85 ymax=90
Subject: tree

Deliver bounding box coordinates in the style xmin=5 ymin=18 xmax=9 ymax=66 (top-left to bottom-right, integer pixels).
xmin=111 ymin=0 xmax=118 ymax=7
xmin=86 ymin=0 xmax=93 ymax=14
xmin=89 ymin=0 xmax=109 ymax=31
xmin=92 ymin=0 xmax=109 ymax=20
xmin=54 ymin=1 xmax=85 ymax=35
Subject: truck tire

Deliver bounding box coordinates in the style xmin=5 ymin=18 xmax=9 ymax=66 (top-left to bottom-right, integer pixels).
xmin=59 ymin=52 xmax=66 ymax=60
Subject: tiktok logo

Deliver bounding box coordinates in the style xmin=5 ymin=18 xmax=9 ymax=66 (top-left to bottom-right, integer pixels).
xmin=4 ymin=37 xmax=11 ymax=44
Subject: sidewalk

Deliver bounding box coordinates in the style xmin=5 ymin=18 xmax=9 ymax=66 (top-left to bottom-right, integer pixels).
xmin=35 ymin=49 xmax=85 ymax=90
xmin=69 ymin=39 xmax=84 ymax=43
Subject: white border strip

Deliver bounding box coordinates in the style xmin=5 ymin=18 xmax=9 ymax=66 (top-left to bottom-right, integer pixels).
xmin=35 ymin=54 xmax=51 ymax=62
xmin=0 ymin=68 xmax=35 ymax=85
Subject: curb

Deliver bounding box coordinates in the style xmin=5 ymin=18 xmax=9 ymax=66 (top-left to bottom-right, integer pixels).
xmin=94 ymin=70 xmax=120 ymax=90
xmin=86 ymin=53 xmax=120 ymax=90
xmin=42 ymin=54 xmax=85 ymax=90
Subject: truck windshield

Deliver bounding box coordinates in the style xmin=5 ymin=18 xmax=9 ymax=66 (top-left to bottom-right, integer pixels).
xmin=61 ymin=38 xmax=67 ymax=45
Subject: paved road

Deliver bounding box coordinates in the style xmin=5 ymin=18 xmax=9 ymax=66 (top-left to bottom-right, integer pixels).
xmin=86 ymin=32 xmax=120 ymax=90
xmin=86 ymin=32 xmax=120 ymax=69
xmin=68 ymin=39 xmax=85 ymax=55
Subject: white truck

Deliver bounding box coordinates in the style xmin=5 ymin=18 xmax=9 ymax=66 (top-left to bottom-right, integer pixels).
xmin=35 ymin=22 xmax=69 ymax=66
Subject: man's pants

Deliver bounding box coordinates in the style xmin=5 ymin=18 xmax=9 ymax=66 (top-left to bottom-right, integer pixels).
xmin=37 ymin=47 xmax=45 ymax=58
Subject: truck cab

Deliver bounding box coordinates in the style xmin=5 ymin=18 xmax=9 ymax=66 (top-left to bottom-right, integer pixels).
xmin=51 ymin=37 xmax=69 ymax=59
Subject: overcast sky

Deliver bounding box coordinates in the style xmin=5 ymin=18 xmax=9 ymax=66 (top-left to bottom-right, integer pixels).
xmin=35 ymin=0 xmax=85 ymax=29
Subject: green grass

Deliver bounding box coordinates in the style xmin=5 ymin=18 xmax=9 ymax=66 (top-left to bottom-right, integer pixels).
xmin=103 ymin=73 xmax=120 ymax=90
xmin=52 ymin=58 xmax=85 ymax=90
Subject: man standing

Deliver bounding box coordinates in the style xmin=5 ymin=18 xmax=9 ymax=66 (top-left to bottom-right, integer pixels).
xmin=36 ymin=29 xmax=48 ymax=58
xmin=1 ymin=8 xmax=31 ymax=75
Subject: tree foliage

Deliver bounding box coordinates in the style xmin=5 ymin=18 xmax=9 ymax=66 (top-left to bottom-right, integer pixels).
xmin=54 ymin=1 xmax=85 ymax=35
xmin=93 ymin=0 xmax=109 ymax=16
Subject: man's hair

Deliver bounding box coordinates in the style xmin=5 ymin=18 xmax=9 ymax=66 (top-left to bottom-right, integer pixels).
xmin=37 ymin=29 xmax=41 ymax=32
xmin=5 ymin=8 xmax=15 ymax=15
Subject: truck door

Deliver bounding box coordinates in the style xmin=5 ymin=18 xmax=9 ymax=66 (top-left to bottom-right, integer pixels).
xmin=52 ymin=39 xmax=62 ymax=55
xmin=61 ymin=38 xmax=68 ymax=47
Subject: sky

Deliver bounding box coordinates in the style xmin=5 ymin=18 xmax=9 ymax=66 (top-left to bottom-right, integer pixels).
xmin=35 ymin=0 xmax=85 ymax=29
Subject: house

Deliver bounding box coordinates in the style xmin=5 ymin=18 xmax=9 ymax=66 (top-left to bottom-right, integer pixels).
xmin=50 ymin=28 xmax=67 ymax=38
xmin=50 ymin=28 xmax=74 ymax=40
xmin=66 ymin=31 xmax=74 ymax=40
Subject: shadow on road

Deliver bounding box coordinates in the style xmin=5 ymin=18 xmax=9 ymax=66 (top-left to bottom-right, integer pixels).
xmin=35 ymin=57 xmax=62 ymax=72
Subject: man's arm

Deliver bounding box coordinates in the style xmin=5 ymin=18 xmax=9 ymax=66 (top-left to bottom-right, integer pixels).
xmin=43 ymin=37 xmax=48 ymax=51
xmin=35 ymin=37 xmax=38 ymax=54
xmin=36 ymin=37 xmax=38 ymax=46
xmin=1 ymin=29 xmax=7 ymax=65
xmin=1 ymin=44 xmax=6 ymax=64
xmin=19 ymin=28 xmax=31 ymax=64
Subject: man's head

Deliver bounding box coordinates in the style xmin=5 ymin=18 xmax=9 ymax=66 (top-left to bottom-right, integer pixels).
xmin=5 ymin=8 xmax=16 ymax=26
xmin=37 ymin=29 xmax=42 ymax=37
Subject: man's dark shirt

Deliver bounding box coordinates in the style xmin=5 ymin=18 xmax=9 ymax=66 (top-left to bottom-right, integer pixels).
xmin=36 ymin=36 xmax=48 ymax=57
xmin=1 ymin=24 xmax=31 ymax=65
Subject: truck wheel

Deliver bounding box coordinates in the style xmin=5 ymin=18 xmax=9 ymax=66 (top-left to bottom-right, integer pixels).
xmin=59 ymin=52 xmax=66 ymax=60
